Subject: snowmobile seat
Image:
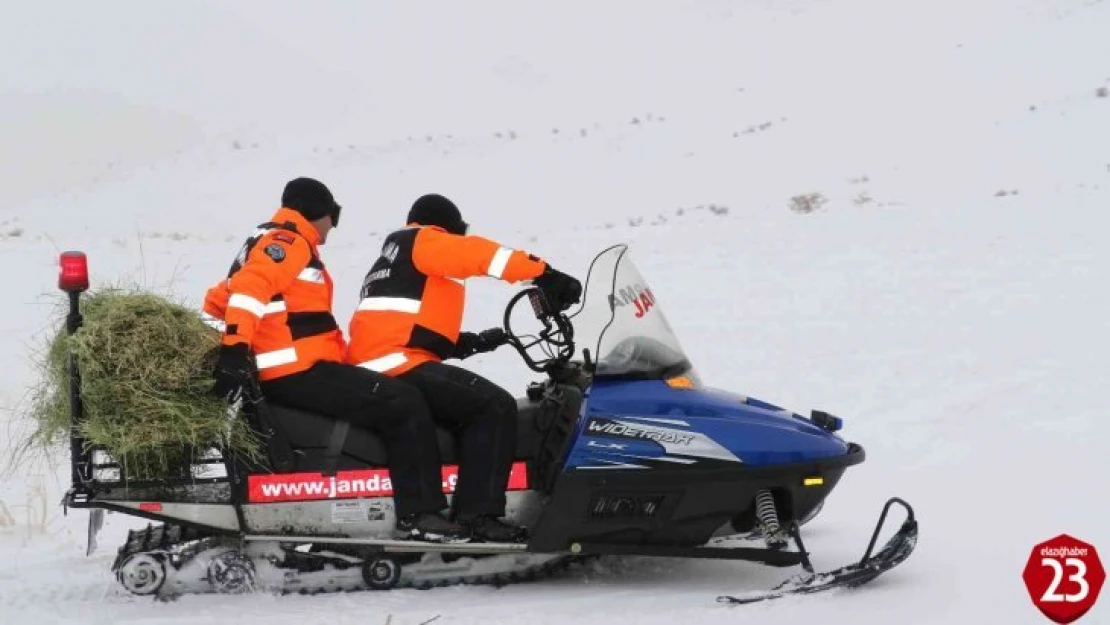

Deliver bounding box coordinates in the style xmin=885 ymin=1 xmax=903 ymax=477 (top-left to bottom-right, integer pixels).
xmin=259 ymin=396 xmax=551 ymax=472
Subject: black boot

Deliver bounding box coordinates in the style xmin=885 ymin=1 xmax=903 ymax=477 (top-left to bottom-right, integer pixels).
xmin=458 ymin=514 xmax=529 ymax=543
xmin=396 ymin=512 xmax=471 ymax=543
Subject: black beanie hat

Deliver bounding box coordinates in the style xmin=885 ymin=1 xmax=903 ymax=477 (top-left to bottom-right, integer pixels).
xmin=282 ymin=177 xmax=342 ymax=225
xmin=407 ymin=194 xmax=468 ymax=235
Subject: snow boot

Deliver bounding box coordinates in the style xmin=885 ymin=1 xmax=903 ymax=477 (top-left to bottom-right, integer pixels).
xmin=396 ymin=512 xmax=471 ymax=543
xmin=458 ymin=514 xmax=529 ymax=543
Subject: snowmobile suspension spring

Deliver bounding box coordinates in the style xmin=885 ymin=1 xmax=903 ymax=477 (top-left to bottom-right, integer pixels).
xmin=754 ymin=490 xmax=780 ymax=534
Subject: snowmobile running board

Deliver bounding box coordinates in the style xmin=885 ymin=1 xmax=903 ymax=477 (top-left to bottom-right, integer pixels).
xmin=243 ymin=535 xmax=531 ymax=555
xmin=717 ymin=497 xmax=918 ymax=604
xmin=242 ymin=535 xmax=806 ymax=565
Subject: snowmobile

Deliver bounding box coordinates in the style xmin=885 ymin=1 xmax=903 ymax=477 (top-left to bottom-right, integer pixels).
xmin=58 ymin=243 xmax=917 ymax=602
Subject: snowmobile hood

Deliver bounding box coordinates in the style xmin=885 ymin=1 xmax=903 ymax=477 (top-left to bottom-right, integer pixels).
xmin=578 ymin=379 xmax=852 ymax=466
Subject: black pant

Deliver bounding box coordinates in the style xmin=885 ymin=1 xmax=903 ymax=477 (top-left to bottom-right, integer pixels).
xmin=398 ymin=361 xmax=517 ymax=518
xmin=260 ymin=360 xmax=448 ymax=518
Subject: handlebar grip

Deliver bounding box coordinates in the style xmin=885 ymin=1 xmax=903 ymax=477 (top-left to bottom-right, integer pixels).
xmin=527 ymin=290 xmax=549 ymax=319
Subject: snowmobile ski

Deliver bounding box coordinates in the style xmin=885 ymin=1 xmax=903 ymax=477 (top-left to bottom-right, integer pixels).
xmin=717 ymin=498 xmax=917 ymax=605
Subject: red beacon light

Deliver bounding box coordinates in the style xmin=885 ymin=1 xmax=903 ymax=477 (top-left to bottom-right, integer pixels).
xmin=58 ymin=251 xmax=90 ymax=293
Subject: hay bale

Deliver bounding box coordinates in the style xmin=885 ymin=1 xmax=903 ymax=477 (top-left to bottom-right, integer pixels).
xmin=22 ymin=287 xmax=261 ymax=479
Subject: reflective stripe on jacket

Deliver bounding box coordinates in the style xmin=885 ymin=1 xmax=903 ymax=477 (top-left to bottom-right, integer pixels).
xmin=203 ymin=208 xmax=345 ymax=381
xmin=345 ymin=224 xmax=546 ymax=375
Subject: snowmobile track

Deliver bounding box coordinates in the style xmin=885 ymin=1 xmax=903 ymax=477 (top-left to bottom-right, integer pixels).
xmin=114 ymin=522 xmax=587 ymax=599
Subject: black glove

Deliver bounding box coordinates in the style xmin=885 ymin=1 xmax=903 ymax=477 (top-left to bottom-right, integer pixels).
xmin=453 ymin=327 xmax=508 ymax=360
xmin=532 ymin=266 xmax=582 ymax=312
xmin=209 ymin=342 xmax=253 ymax=402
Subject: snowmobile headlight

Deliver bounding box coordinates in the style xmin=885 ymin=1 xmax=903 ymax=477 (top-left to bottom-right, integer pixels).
xmin=803 ymin=476 xmax=825 ymax=487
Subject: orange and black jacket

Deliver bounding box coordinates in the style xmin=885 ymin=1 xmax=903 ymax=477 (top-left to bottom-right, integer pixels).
xmin=345 ymin=224 xmax=547 ymax=375
xmin=203 ymin=208 xmax=346 ymax=381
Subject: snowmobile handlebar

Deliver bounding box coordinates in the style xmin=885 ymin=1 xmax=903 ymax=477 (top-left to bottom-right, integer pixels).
xmin=503 ymin=287 xmax=576 ymax=373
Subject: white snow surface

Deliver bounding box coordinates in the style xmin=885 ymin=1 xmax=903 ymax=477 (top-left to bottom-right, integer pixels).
xmin=2 ymin=0 xmax=1109 ymax=623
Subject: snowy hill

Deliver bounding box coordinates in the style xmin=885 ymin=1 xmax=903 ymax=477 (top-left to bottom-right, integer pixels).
xmin=2 ymin=0 xmax=1109 ymax=623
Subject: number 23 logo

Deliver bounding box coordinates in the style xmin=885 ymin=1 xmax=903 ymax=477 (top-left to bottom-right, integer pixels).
xmin=1041 ymin=557 xmax=1090 ymax=603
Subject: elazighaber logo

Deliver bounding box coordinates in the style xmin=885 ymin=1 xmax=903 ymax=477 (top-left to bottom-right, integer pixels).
xmin=247 ymin=462 xmax=529 ymax=504
xmin=1022 ymin=534 xmax=1105 ymax=624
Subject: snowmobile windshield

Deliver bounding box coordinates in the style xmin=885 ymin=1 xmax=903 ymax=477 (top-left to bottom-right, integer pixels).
xmin=570 ymin=244 xmax=700 ymax=383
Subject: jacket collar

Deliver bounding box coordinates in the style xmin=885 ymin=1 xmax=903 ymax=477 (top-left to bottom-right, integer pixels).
xmin=271 ymin=207 xmax=321 ymax=246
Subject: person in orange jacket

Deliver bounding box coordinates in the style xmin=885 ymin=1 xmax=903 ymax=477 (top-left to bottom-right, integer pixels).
xmin=346 ymin=193 xmax=582 ymax=543
xmin=204 ymin=178 xmax=470 ymax=543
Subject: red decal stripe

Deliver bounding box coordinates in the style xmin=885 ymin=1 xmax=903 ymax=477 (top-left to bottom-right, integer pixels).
xmin=247 ymin=462 xmax=529 ymax=503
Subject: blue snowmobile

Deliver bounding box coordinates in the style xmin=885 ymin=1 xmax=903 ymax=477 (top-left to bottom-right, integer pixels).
xmin=61 ymin=243 xmax=917 ymax=602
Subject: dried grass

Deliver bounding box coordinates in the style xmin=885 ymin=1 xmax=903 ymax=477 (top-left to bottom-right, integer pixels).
xmin=18 ymin=286 xmax=261 ymax=479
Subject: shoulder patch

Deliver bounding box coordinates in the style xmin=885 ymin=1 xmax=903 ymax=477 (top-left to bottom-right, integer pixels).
xmin=272 ymin=232 xmax=296 ymax=244
xmin=264 ymin=244 xmax=286 ymax=262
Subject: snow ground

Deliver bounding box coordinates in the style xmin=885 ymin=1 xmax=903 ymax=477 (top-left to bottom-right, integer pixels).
xmin=2 ymin=0 xmax=1109 ymax=623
